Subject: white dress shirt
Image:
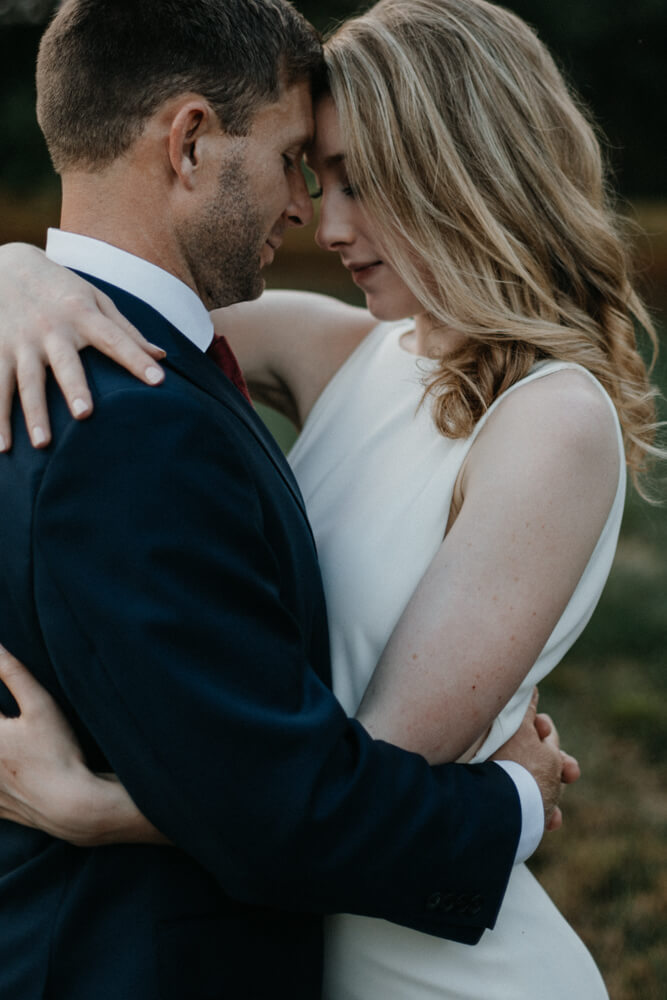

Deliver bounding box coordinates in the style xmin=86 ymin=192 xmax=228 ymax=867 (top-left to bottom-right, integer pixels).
xmin=46 ymin=228 xmax=215 ymax=352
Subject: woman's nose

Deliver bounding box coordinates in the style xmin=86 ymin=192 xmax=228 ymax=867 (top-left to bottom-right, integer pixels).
xmin=315 ymin=197 xmax=355 ymax=251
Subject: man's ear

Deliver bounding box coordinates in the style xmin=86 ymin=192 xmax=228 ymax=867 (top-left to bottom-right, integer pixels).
xmin=167 ymin=99 xmax=222 ymax=190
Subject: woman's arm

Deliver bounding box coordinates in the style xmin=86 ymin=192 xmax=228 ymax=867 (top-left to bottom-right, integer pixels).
xmin=212 ymin=290 xmax=375 ymax=427
xmin=0 ymin=647 xmax=572 ymax=847
xmin=357 ymin=369 xmax=620 ymax=764
xmin=0 ymin=243 xmax=167 ymax=450
xmin=0 ymin=243 xmax=374 ymax=444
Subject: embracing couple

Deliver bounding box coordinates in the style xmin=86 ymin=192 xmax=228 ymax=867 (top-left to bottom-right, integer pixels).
xmin=0 ymin=0 xmax=660 ymax=998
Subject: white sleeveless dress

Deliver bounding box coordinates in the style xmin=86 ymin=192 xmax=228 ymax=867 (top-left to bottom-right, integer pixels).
xmin=288 ymin=320 xmax=621 ymax=999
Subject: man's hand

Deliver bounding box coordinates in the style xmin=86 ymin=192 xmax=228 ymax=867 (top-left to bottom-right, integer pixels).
xmin=491 ymin=689 xmax=580 ymax=831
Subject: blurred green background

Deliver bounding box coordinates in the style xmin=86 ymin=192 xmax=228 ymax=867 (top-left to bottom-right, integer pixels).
xmin=1 ymin=2 xmax=665 ymax=997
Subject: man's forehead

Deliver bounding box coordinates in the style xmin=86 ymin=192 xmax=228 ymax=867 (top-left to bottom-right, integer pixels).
xmin=259 ymin=80 xmax=314 ymax=137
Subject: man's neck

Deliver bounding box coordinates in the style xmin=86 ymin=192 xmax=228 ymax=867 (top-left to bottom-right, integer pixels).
xmin=45 ymin=229 xmax=215 ymax=353
xmin=60 ymin=173 xmax=197 ymax=297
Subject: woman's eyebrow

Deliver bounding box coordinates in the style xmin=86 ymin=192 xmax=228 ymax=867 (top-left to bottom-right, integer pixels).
xmin=323 ymin=152 xmax=346 ymax=168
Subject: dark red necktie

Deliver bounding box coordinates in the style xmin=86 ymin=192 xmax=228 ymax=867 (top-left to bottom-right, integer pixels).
xmin=206 ymin=334 xmax=252 ymax=405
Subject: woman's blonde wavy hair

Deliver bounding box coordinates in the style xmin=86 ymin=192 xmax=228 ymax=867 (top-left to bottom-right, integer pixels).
xmin=324 ymin=0 xmax=663 ymax=496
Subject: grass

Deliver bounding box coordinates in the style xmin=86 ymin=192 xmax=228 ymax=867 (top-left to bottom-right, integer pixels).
xmin=531 ymin=339 xmax=666 ymax=999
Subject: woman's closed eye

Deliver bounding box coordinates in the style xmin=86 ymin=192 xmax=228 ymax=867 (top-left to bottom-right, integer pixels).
xmin=308 ymin=182 xmax=357 ymax=200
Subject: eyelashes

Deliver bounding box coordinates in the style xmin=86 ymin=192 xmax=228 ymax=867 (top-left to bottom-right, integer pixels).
xmin=308 ymin=185 xmax=357 ymax=200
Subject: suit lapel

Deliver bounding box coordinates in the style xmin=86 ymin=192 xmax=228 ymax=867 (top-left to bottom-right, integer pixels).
xmin=75 ymin=273 xmax=313 ymax=532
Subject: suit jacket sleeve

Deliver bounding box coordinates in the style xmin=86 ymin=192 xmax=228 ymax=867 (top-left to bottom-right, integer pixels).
xmin=33 ymin=382 xmax=521 ymax=942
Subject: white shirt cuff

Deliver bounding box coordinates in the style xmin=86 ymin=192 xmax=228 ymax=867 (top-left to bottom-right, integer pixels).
xmin=494 ymin=761 xmax=544 ymax=864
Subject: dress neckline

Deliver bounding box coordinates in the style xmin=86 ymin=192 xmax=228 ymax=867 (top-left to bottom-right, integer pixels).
xmin=394 ymin=322 xmax=441 ymax=365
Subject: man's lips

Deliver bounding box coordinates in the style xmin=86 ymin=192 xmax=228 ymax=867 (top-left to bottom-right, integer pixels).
xmin=261 ymin=236 xmax=282 ymax=267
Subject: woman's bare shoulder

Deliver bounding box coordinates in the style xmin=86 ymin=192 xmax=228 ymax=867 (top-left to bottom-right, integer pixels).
xmin=459 ymin=366 xmax=621 ymax=523
xmin=489 ymin=366 xmax=618 ymax=453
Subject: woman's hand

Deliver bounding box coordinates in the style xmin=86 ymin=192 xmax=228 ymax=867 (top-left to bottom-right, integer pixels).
xmin=0 ymin=644 xmax=168 ymax=846
xmin=0 ymin=243 xmax=165 ymax=452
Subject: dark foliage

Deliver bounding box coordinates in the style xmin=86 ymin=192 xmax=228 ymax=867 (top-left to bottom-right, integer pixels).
xmin=1 ymin=0 xmax=665 ymax=195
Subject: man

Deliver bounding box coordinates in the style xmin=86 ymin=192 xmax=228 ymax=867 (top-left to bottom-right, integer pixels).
xmin=0 ymin=1 xmax=565 ymax=997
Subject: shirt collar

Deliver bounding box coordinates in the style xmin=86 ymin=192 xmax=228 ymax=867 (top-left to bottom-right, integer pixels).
xmin=45 ymin=228 xmax=215 ymax=353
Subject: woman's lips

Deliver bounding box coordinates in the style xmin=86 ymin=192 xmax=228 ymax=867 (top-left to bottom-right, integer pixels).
xmin=348 ymin=260 xmax=383 ymax=284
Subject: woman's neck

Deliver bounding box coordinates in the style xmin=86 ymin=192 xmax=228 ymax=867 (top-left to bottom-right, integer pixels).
xmin=400 ymin=312 xmax=466 ymax=358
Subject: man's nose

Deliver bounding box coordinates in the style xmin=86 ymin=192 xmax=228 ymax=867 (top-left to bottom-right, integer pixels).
xmin=286 ymin=169 xmax=313 ymax=228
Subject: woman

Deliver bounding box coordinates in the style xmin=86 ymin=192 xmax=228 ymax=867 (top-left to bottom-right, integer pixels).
xmin=0 ymin=0 xmax=661 ymax=996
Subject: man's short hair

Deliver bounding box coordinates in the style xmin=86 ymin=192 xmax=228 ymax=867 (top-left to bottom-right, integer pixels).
xmin=37 ymin=0 xmax=323 ymax=172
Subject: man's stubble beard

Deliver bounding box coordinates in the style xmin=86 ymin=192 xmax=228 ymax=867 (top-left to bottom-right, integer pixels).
xmin=183 ymin=152 xmax=266 ymax=310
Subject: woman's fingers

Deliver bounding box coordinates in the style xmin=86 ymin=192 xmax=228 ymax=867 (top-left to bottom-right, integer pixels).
xmin=11 ymin=305 xmax=165 ymax=450
xmin=16 ymin=349 xmax=51 ymax=448
xmin=46 ymin=337 xmax=94 ymax=421
xmin=0 ymin=250 xmax=166 ymax=452
xmin=42 ymin=292 xmax=166 ymax=428
xmin=0 ymin=644 xmax=56 ymax=720
xmin=92 ymin=289 xmax=166 ymax=384
xmin=0 ymin=357 xmax=17 ymax=453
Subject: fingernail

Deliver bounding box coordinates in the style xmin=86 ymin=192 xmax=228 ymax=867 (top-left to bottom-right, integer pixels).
xmin=0 ymin=434 xmax=6 ymax=452
xmin=32 ymin=426 xmax=46 ymax=446
xmin=0 ymin=644 xmax=6 ymax=654
xmin=145 ymin=366 xmax=164 ymax=385
xmin=149 ymin=344 xmax=167 ymax=357
xmin=72 ymin=398 xmax=90 ymax=417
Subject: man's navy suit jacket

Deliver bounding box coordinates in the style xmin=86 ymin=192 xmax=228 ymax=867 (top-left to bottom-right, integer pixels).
xmin=0 ymin=276 xmax=521 ymax=999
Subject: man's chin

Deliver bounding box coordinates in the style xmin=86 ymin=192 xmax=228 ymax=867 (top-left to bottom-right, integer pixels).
xmin=245 ymin=273 xmax=266 ymax=302
xmin=205 ymin=273 xmax=265 ymax=310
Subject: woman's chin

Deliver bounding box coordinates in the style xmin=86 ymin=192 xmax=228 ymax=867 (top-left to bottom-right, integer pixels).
xmin=364 ymin=297 xmax=412 ymax=323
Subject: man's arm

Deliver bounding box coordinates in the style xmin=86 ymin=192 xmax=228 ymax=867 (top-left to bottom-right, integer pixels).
xmin=33 ymin=380 xmax=525 ymax=941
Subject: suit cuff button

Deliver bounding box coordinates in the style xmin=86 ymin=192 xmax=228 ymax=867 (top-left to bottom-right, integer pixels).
xmin=425 ymin=892 xmax=442 ymax=911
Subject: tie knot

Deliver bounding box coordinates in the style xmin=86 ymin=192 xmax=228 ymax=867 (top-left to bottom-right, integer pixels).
xmin=206 ymin=335 xmax=252 ymax=405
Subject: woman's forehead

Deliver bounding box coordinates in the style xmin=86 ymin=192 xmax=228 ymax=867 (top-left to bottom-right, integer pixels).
xmin=308 ymin=96 xmax=344 ymax=168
